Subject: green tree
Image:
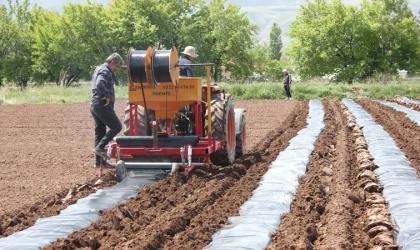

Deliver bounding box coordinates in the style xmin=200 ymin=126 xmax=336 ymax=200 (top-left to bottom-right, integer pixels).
xmin=106 ymin=0 xmax=204 ymax=84
xmin=288 ymin=0 xmax=420 ymax=83
xmin=107 ymin=0 xmax=204 ymax=52
xmin=31 ymin=7 xmax=62 ymax=84
xmin=266 ymin=58 xmax=292 ymax=82
xmin=0 ymin=4 xmax=12 ymax=86
xmin=59 ymin=2 xmax=111 ymax=86
xmin=250 ymin=43 xmax=269 ymax=79
xmin=288 ymin=0 xmax=366 ymax=82
xmin=379 ymin=0 xmax=413 ymax=20
xmin=108 ymin=0 xmax=163 ymax=51
xmin=1 ymin=0 xmax=33 ymax=87
xmin=192 ymin=0 xmax=258 ymax=81
xmin=32 ymin=1 xmax=111 ymax=86
xmin=363 ymin=0 xmax=420 ymax=75
xmin=269 ymin=22 xmax=282 ymax=60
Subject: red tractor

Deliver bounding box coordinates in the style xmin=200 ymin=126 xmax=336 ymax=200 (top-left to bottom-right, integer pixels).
xmin=103 ymin=47 xmax=246 ymax=181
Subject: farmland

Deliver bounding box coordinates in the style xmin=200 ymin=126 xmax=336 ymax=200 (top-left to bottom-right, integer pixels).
xmin=1 ymin=98 xmax=419 ymax=249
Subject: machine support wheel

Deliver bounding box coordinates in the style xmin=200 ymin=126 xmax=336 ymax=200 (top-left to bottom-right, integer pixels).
xmin=205 ymin=94 xmax=236 ymax=165
xmin=123 ymin=101 xmax=149 ymax=136
xmin=115 ymin=160 xmax=127 ymax=182
xmin=236 ymin=115 xmax=246 ymax=157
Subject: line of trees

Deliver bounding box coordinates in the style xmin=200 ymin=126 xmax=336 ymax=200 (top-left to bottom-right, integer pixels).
xmin=0 ymin=0 xmax=259 ymax=87
xmin=1 ymin=0 xmax=420 ymax=87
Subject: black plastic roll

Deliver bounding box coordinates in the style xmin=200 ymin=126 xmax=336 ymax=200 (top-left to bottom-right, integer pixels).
xmin=151 ymin=50 xmax=172 ymax=84
xmin=128 ymin=50 xmax=147 ymax=83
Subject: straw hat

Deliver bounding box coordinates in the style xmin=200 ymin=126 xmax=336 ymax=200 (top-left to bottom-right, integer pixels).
xmin=282 ymin=69 xmax=288 ymax=73
xmin=181 ymin=46 xmax=198 ymax=58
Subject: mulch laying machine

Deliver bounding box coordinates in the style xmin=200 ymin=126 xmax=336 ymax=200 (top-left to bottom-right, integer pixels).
xmin=102 ymin=46 xmax=246 ymax=181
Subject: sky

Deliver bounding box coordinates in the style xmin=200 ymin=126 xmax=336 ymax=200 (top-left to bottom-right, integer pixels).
xmin=1 ymin=0 xmax=419 ymax=12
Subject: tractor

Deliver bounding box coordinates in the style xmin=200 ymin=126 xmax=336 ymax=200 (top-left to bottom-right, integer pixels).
xmin=103 ymin=46 xmax=246 ymax=181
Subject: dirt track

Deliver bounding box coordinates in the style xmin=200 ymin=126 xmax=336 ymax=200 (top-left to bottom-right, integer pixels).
xmin=1 ymin=98 xmax=418 ymax=249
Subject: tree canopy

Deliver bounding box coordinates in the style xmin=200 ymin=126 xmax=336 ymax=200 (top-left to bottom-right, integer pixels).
xmin=0 ymin=0 xmax=258 ymax=86
xmin=269 ymin=22 xmax=282 ymax=60
xmin=0 ymin=0 xmax=32 ymax=87
xmin=287 ymin=0 xmax=420 ymax=83
xmin=1 ymin=0 xmax=420 ymax=86
xmin=32 ymin=2 xmax=112 ymax=86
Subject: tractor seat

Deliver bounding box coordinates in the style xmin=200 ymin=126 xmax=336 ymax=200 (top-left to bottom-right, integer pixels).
xmin=115 ymin=136 xmax=200 ymax=148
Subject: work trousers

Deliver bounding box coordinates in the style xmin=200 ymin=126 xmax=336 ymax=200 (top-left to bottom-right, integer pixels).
xmin=90 ymin=101 xmax=122 ymax=165
xmin=284 ymin=84 xmax=292 ymax=98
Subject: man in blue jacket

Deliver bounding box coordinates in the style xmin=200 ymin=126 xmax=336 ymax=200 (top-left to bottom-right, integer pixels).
xmin=90 ymin=53 xmax=123 ymax=168
xmin=179 ymin=46 xmax=198 ymax=77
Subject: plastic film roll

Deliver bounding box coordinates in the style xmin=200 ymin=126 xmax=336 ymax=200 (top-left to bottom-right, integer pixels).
xmin=128 ymin=46 xmax=179 ymax=86
xmin=128 ymin=49 xmax=147 ymax=84
xmin=152 ymin=50 xmax=172 ymax=85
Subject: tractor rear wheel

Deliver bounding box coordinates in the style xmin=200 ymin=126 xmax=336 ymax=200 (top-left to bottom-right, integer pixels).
xmin=123 ymin=102 xmax=149 ymax=136
xmin=205 ymin=94 xmax=236 ymax=165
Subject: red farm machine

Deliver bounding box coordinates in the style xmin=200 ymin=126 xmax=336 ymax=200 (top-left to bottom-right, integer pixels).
xmin=103 ymin=46 xmax=246 ymax=181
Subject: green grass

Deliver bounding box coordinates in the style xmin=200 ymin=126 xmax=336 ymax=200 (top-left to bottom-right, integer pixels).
xmin=1 ymin=80 xmax=420 ymax=105
xmin=218 ymin=80 xmax=420 ymax=100
xmin=0 ymin=84 xmax=128 ymax=105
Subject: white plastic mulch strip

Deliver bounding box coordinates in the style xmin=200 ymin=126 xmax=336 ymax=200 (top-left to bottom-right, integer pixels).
xmin=398 ymin=96 xmax=420 ymax=105
xmin=0 ymin=170 xmax=168 ymax=250
xmin=204 ymin=99 xmax=325 ymax=250
xmin=343 ymin=99 xmax=420 ymax=249
xmin=374 ymin=99 xmax=420 ymax=126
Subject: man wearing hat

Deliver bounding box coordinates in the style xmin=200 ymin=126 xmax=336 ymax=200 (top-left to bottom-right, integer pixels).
xmin=282 ymin=69 xmax=292 ymax=100
xmin=179 ymin=46 xmax=198 ymax=77
xmin=90 ymin=53 xmax=124 ymax=167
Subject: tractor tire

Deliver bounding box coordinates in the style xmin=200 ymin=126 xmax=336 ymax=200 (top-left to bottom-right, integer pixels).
xmin=123 ymin=101 xmax=149 ymax=136
xmin=205 ymin=94 xmax=236 ymax=166
xmin=236 ymin=115 xmax=246 ymax=157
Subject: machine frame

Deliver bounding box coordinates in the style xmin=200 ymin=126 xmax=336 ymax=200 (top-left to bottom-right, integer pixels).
xmin=103 ymin=65 xmax=238 ymax=177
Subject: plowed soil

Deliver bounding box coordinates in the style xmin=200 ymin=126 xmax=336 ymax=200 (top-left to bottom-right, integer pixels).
xmin=0 ymin=99 xmax=300 ymax=238
xmin=1 ymin=98 xmax=416 ymax=249
xmin=358 ymin=99 xmax=420 ymax=175
xmin=267 ymin=99 xmax=371 ymax=249
xmin=389 ymin=97 xmax=420 ymax=112
xmin=44 ymin=100 xmax=309 ymax=249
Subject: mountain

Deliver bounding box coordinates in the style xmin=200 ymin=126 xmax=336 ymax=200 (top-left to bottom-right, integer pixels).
xmin=1 ymin=0 xmax=420 ymax=47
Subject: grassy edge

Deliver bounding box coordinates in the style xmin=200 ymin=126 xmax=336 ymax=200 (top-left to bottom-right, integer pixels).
xmin=1 ymin=81 xmax=419 ymax=105
xmin=219 ymin=81 xmax=420 ymax=100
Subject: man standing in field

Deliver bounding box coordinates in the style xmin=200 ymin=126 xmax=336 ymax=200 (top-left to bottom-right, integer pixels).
xmin=179 ymin=46 xmax=198 ymax=77
xmin=282 ymin=69 xmax=292 ymax=100
xmin=90 ymin=53 xmax=123 ymax=168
